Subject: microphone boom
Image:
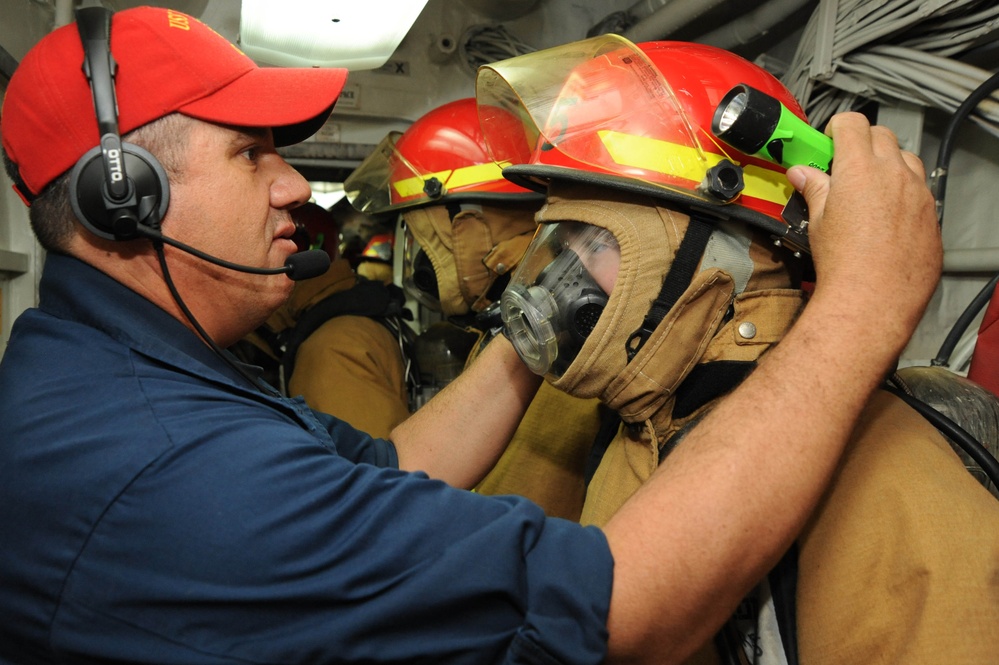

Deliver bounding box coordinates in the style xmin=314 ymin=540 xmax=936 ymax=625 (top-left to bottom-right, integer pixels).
xmin=134 ymin=225 xmax=330 ymax=280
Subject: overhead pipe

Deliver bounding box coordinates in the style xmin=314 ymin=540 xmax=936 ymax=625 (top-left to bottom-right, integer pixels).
xmin=626 ymin=0 xmax=672 ymax=21
xmin=697 ymin=0 xmax=816 ymax=50
xmin=55 ymin=0 xmax=74 ymax=28
xmin=944 ymin=249 xmax=999 ymax=273
xmin=622 ymin=0 xmax=730 ymax=43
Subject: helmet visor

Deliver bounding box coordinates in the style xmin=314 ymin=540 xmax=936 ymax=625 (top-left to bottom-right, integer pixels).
xmin=345 ymin=129 xmax=516 ymax=215
xmin=477 ymin=34 xmax=731 ymax=203
xmin=344 ymin=131 xmax=409 ymax=214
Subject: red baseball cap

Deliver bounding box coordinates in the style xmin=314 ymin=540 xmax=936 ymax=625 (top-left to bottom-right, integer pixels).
xmin=1 ymin=6 xmax=348 ymax=202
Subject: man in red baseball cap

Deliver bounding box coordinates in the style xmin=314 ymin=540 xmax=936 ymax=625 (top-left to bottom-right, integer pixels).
xmin=0 ymin=9 xmax=944 ymax=665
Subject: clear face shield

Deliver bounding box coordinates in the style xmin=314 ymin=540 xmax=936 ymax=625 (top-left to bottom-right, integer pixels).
xmin=477 ymin=35 xmax=718 ymax=201
xmin=344 ymin=127 xmax=519 ymax=215
xmin=475 ymin=35 xmax=796 ymax=225
xmin=501 ymin=222 xmax=619 ymax=379
xmin=345 ymin=131 xmax=453 ymax=214
xmin=344 ymin=132 xmax=403 ymax=214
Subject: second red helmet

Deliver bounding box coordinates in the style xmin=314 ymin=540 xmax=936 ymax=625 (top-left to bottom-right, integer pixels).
xmin=345 ymin=97 xmax=541 ymax=214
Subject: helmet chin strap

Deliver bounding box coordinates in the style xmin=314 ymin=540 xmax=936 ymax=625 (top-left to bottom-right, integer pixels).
xmin=625 ymin=214 xmax=715 ymax=361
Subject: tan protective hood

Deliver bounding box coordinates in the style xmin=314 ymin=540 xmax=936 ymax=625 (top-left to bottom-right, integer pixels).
xmin=540 ymin=181 xmax=804 ymax=428
xmin=265 ymin=257 xmax=356 ymax=335
xmin=402 ymin=201 xmax=539 ymax=316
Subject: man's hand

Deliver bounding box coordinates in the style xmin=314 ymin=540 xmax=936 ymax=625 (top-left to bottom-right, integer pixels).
xmin=787 ymin=112 xmax=942 ymax=360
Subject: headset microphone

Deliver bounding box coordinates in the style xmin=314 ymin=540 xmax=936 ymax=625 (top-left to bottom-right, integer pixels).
xmin=130 ymin=224 xmax=330 ymax=281
xmin=282 ymin=249 xmax=333 ymax=280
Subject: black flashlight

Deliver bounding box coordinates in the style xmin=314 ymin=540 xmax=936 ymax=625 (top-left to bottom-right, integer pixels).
xmin=711 ymin=83 xmax=833 ymax=173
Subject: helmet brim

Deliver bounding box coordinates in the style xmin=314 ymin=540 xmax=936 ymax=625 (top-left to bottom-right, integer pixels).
xmin=503 ymin=163 xmax=791 ymax=244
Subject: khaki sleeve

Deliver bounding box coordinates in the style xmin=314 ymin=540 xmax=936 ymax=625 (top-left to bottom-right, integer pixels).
xmin=288 ymin=316 xmax=411 ymax=440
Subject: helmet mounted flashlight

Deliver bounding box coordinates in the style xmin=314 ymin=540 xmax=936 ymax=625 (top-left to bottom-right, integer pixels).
xmin=712 ymin=83 xmax=834 ymax=173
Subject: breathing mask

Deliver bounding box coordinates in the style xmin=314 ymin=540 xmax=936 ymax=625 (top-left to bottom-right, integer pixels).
xmin=502 ymin=221 xmax=617 ymax=378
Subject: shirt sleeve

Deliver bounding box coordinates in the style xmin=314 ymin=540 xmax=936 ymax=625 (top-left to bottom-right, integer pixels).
xmin=54 ymin=401 xmax=613 ymax=665
xmin=309 ymin=404 xmax=400 ymax=468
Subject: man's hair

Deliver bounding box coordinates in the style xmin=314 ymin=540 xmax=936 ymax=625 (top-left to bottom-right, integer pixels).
xmin=2 ymin=113 xmax=192 ymax=253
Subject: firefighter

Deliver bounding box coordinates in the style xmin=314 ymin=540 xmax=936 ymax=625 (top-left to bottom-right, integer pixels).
xmin=476 ymin=35 xmax=999 ymax=664
xmin=240 ymin=201 xmax=414 ymax=439
xmin=346 ymin=98 xmax=605 ymax=519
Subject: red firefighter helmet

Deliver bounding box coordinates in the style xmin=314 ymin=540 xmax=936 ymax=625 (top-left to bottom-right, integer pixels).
xmin=476 ymin=36 xmax=807 ymax=236
xmin=345 ymin=97 xmax=542 ymax=214
xmin=290 ymin=201 xmax=340 ymax=259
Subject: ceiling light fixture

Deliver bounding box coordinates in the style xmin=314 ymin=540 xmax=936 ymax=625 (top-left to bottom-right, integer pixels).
xmin=239 ymin=0 xmax=430 ymax=70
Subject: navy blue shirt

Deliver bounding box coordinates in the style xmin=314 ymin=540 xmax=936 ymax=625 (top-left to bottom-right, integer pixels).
xmin=0 ymin=253 xmax=612 ymax=664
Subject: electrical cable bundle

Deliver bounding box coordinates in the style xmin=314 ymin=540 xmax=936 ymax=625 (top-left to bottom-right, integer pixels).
xmin=780 ymin=0 xmax=999 ymax=490
xmin=460 ymin=24 xmax=536 ymax=74
xmin=782 ymin=0 xmax=999 ymax=134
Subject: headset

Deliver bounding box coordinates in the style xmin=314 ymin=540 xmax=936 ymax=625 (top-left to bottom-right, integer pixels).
xmin=65 ymin=5 xmax=329 ymax=281
xmin=69 ymin=6 xmax=169 ymax=242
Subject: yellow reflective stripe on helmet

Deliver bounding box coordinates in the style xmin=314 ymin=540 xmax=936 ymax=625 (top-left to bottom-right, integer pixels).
xmin=392 ymin=161 xmax=509 ymax=199
xmin=599 ymin=130 xmax=708 ymax=183
xmin=598 ymin=130 xmax=792 ymax=205
xmin=447 ymin=161 xmax=509 ymax=189
xmin=393 ymin=170 xmax=453 ymax=199
xmin=742 ymin=164 xmax=795 ymax=205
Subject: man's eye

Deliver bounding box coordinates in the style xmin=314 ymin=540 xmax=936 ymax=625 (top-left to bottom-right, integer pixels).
xmin=241 ymin=146 xmax=260 ymax=162
xmin=592 ymin=231 xmax=618 ymax=253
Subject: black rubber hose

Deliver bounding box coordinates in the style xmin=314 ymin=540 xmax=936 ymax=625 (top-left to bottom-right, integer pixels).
xmin=933 ymin=69 xmax=999 ymax=226
xmin=883 ymin=383 xmax=999 ymax=495
xmin=932 ymin=271 xmax=999 ymax=367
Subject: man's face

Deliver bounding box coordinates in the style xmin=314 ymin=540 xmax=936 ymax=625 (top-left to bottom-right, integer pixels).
xmin=561 ymin=222 xmax=620 ymax=295
xmin=159 ymin=120 xmax=311 ymax=340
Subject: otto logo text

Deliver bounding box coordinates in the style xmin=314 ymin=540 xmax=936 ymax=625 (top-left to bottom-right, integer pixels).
xmin=105 ymin=149 xmax=124 ymax=182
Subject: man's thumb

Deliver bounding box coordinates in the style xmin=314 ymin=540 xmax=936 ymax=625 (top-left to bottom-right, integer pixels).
xmin=786 ymin=165 xmax=830 ymax=219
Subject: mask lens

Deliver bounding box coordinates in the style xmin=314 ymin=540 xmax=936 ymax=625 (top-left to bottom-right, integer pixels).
xmin=503 ymin=285 xmax=559 ymax=374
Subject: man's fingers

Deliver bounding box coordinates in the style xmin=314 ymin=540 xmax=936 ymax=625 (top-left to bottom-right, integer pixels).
xmin=823 ymin=112 xmax=874 ymax=157
xmin=831 ymin=116 xmax=927 ymax=181
xmin=899 ymin=149 xmax=927 ymax=181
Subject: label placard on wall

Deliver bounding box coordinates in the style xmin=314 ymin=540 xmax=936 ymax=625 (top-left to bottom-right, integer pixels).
xmin=337 ymin=83 xmax=361 ymax=110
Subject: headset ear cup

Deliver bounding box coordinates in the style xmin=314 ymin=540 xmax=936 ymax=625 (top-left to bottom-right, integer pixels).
xmin=69 ymin=142 xmax=170 ymax=241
